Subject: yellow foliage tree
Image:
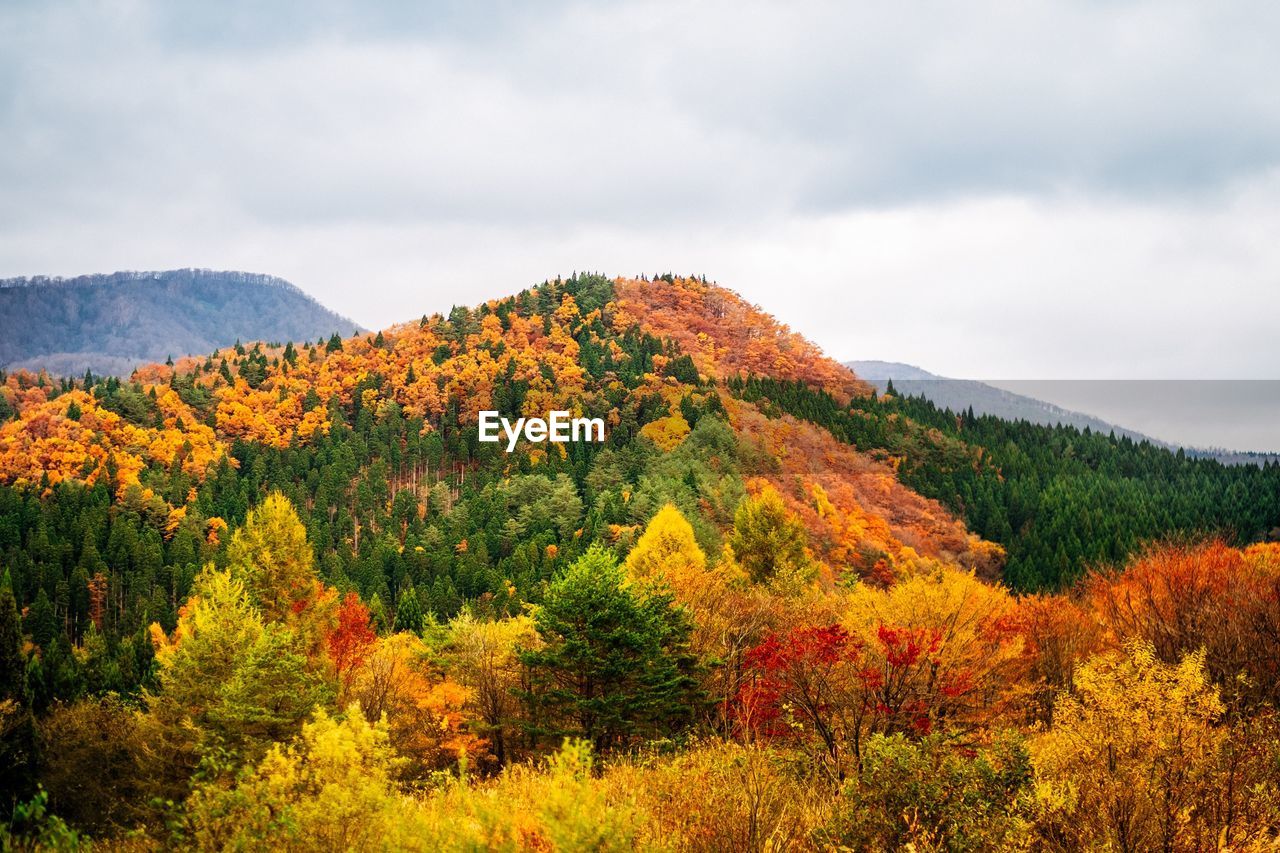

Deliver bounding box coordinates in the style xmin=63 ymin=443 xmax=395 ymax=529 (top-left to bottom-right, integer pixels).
xmin=184 ymin=707 xmax=414 ymax=851
xmin=842 ymin=565 xmax=1025 ymax=741
xmin=445 ymin=611 xmax=539 ymax=768
xmin=349 ymin=632 xmax=482 ymax=777
xmin=639 ymin=413 xmax=691 ymax=452
xmin=624 ymin=503 xmax=707 ymax=583
xmin=226 ymin=491 xmax=317 ymax=622
xmin=1030 ymin=642 xmax=1263 ymax=851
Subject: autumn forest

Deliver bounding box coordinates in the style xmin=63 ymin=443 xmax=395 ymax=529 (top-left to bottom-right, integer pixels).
xmin=2 ymin=274 xmax=1280 ymax=850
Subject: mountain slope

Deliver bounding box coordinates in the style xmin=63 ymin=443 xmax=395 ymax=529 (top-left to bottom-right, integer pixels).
xmin=848 ymin=360 xmax=1280 ymax=466
xmin=0 ymin=274 xmax=989 ymax=588
xmin=0 ymin=270 xmax=1275 ymax=651
xmin=847 ymin=360 xmax=1152 ymax=439
xmin=0 ymin=269 xmax=363 ymax=377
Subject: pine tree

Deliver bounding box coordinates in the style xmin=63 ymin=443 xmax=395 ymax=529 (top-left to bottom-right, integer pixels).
xmin=367 ymin=592 xmax=390 ymax=634
xmin=226 ymin=492 xmax=317 ymax=622
xmin=394 ymin=586 xmax=424 ymax=634
xmin=24 ymin=589 xmax=56 ymax=651
xmin=520 ymin=545 xmax=701 ymax=752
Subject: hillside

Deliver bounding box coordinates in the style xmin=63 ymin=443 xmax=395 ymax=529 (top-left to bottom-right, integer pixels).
xmin=0 ymin=269 xmax=363 ymax=377
xmin=0 ymin=274 xmax=987 ymax=585
xmin=3 ymin=274 xmax=1280 ymax=847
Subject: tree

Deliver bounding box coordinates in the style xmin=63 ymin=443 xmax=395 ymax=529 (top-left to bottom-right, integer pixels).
xmin=184 ymin=707 xmax=411 ymax=851
xmin=0 ymin=575 xmax=30 ymax=705
xmin=328 ymin=592 xmax=377 ymax=699
xmin=445 ymin=610 xmax=538 ymax=767
xmin=24 ymin=590 xmax=56 ymax=651
xmin=737 ymin=623 xmax=867 ymax=780
xmin=35 ymin=695 xmax=172 ymax=834
xmin=394 ymin=586 xmax=424 ymax=634
xmin=226 ymin=491 xmax=317 ymax=622
xmin=1088 ymin=540 xmax=1280 ymax=710
xmin=521 ymin=545 xmax=702 ymax=752
xmin=1031 ymin=642 xmax=1270 ymax=851
xmin=349 ymin=633 xmax=481 ymax=776
xmin=842 ymin=566 xmax=1025 ymax=743
xmin=624 ymin=503 xmax=706 ymax=583
xmin=729 ymin=485 xmax=810 ymax=584
xmin=639 ymin=413 xmax=691 ymax=452
xmin=149 ymin=568 xmax=331 ymax=766
xmin=821 ymin=733 xmax=1032 ymax=852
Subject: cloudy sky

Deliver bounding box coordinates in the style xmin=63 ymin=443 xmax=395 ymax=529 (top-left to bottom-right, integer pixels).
xmin=3 ymin=0 xmax=1279 ymax=391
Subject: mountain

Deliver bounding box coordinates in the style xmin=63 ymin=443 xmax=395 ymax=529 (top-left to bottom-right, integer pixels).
xmin=0 ymin=268 xmax=364 ymax=378
xmin=0 ymin=273 xmax=1276 ymax=600
xmin=847 ymin=360 xmax=1279 ymax=466
xmin=847 ymin=360 xmax=1153 ymax=438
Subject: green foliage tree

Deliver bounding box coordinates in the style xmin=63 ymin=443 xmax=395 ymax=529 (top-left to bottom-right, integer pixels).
xmin=728 ymin=485 xmax=810 ymax=584
xmin=23 ymin=590 xmax=55 ymax=652
xmin=150 ymin=568 xmax=331 ymax=767
xmin=226 ymin=492 xmax=317 ymax=621
xmin=394 ymin=586 xmax=424 ymax=634
xmin=821 ymin=733 xmax=1032 ymax=851
xmin=521 ymin=545 xmax=701 ymax=752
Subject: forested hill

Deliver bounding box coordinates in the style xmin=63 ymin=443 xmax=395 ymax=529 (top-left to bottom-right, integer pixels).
xmin=0 ymin=272 xmax=997 ymax=718
xmin=3 ymin=274 xmax=1280 ymax=846
xmin=0 ymin=269 xmax=363 ymax=377
xmin=731 ymin=375 xmax=1280 ymax=589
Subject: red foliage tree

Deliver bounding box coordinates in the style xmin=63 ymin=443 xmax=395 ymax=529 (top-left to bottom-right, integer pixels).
xmin=328 ymin=591 xmax=378 ymax=697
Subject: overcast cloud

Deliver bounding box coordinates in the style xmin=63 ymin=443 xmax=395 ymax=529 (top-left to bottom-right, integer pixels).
xmin=2 ymin=0 xmax=1279 ymax=393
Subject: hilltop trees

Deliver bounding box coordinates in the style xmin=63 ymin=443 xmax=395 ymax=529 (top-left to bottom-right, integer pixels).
xmin=730 ymin=373 xmax=1280 ymax=590
xmin=0 ymin=274 xmax=1278 ymax=847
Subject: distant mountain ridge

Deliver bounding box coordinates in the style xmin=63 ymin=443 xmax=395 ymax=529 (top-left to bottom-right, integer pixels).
xmin=847 ymin=360 xmax=1279 ymax=466
xmin=847 ymin=359 xmax=1146 ymax=437
xmin=0 ymin=268 xmax=364 ymax=377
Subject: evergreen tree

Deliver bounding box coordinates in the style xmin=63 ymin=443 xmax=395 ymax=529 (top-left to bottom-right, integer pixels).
xmin=729 ymin=485 xmax=811 ymax=584
xmin=226 ymin=492 xmax=316 ymax=622
xmin=394 ymin=586 xmax=424 ymax=634
xmin=24 ymin=589 xmax=55 ymax=651
xmin=520 ymin=545 xmax=701 ymax=752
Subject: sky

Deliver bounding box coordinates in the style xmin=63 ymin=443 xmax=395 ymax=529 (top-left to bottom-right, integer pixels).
xmin=2 ymin=0 xmax=1279 ymax=396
